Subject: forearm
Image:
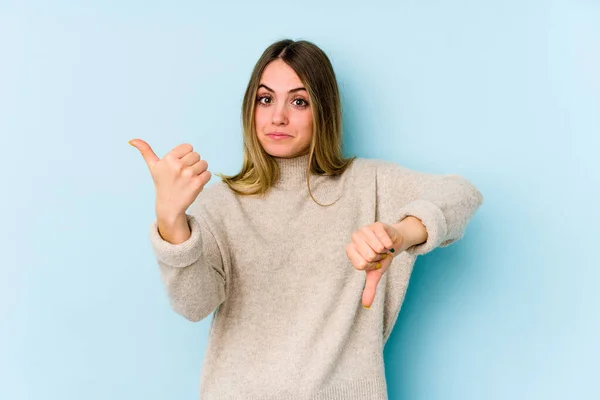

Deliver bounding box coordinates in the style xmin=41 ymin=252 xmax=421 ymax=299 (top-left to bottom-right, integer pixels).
xmin=158 ymin=259 xmax=225 ymax=322
xmin=376 ymin=159 xmax=484 ymax=256
xmin=150 ymin=213 xmax=226 ymax=322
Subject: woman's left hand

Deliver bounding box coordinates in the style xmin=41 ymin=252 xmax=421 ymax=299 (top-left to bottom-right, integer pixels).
xmin=346 ymin=216 xmax=429 ymax=308
xmin=345 ymin=222 xmax=406 ymax=308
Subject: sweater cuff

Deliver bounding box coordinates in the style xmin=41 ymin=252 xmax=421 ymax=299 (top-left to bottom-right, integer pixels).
xmin=149 ymin=214 xmax=203 ymax=268
xmin=395 ymin=199 xmax=448 ymax=256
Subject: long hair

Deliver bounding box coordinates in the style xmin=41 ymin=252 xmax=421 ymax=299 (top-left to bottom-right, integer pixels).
xmin=216 ymin=39 xmax=355 ymax=206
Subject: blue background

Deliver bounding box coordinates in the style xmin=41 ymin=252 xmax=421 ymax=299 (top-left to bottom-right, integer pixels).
xmin=2 ymin=0 xmax=599 ymax=399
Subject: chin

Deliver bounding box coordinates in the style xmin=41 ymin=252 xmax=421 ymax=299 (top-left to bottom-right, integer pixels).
xmin=258 ymin=136 xmax=310 ymax=158
xmin=258 ymin=142 xmax=287 ymax=156
xmin=265 ymin=148 xmax=295 ymax=158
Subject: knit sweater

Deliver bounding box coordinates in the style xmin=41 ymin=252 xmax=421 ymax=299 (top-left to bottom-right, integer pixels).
xmin=149 ymin=154 xmax=483 ymax=400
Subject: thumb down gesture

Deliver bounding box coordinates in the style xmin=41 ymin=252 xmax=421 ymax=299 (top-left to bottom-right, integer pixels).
xmin=345 ymin=222 xmax=407 ymax=309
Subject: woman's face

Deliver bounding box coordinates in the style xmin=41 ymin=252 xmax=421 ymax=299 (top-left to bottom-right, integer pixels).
xmin=254 ymin=59 xmax=313 ymax=158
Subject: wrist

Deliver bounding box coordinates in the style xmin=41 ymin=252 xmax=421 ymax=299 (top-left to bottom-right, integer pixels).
xmin=156 ymin=213 xmax=191 ymax=244
xmin=156 ymin=205 xmax=186 ymax=224
xmin=391 ymin=216 xmax=428 ymax=250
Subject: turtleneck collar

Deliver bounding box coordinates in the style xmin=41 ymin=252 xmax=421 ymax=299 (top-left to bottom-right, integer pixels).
xmin=272 ymin=153 xmax=316 ymax=190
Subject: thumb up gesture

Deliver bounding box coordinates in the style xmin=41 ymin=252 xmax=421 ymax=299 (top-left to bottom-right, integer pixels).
xmin=129 ymin=139 xmax=212 ymax=219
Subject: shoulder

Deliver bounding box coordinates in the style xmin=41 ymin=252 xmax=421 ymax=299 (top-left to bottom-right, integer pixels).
xmin=347 ymin=157 xmax=445 ymax=192
xmin=348 ymin=157 xmax=405 ymax=169
xmin=347 ymin=157 xmax=411 ymax=177
xmin=201 ymin=180 xmax=233 ymax=200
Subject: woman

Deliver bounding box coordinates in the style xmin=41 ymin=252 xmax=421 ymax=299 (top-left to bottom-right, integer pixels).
xmin=129 ymin=39 xmax=483 ymax=400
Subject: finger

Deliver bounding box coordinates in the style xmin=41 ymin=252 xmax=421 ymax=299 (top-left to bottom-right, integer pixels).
xmin=382 ymin=224 xmax=405 ymax=253
xmin=372 ymin=223 xmax=396 ymax=252
xmin=129 ymin=139 xmax=160 ymax=169
xmin=353 ymin=230 xmax=384 ymax=270
xmin=181 ymin=151 xmax=201 ymax=166
xmin=346 ymin=244 xmax=376 ymax=271
xmin=196 ymin=169 xmax=212 ymax=187
xmin=360 ymin=226 xmax=390 ymax=260
xmin=169 ymin=143 xmax=194 ymax=159
xmin=189 ymin=159 xmax=209 ymax=175
xmin=377 ymin=251 xmax=394 ymax=272
xmin=362 ymin=269 xmax=384 ymax=308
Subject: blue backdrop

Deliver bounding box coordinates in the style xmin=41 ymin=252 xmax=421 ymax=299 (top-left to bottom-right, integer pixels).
xmin=2 ymin=0 xmax=598 ymax=399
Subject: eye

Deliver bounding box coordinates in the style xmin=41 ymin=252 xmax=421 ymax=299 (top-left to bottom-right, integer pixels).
xmin=293 ymin=98 xmax=309 ymax=108
xmin=256 ymin=95 xmax=272 ymax=106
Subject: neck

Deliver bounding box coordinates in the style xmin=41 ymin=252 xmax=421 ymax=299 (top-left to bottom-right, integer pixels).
xmin=272 ymin=153 xmax=314 ymax=190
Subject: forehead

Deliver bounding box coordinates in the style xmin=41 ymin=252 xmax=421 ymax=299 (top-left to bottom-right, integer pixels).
xmin=259 ymin=59 xmax=303 ymax=90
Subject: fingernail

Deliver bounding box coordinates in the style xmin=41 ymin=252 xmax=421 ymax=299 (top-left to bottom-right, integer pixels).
xmin=128 ymin=140 xmax=134 ymax=146
xmin=381 ymin=254 xmax=388 ymax=259
xmin=375 ymin=263 xmax=382 ymax=269
xmin=363 ymin=304 xmax=370 ymax=309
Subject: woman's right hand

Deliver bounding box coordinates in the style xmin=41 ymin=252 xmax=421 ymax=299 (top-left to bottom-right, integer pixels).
xmin=129 ymin=139 xmax=212 ymax=220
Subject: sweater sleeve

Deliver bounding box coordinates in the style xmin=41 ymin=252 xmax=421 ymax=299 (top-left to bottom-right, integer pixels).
xmin=375 ymin=159 xmax=484 ymax=256
xmin=149 ymin=207 xmax=226 ymax=322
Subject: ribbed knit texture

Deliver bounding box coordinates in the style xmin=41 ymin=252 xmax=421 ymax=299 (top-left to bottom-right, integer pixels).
xmin=149 ymin=154 xmax=483 ymax=399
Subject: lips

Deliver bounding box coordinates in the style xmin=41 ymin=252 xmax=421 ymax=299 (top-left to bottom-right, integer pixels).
xmin=266 ymin=132 xmax=292 ymax=139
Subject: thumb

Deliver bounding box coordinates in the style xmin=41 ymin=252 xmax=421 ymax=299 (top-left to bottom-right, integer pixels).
xmin=129 ymin=138 xmax=160 ymax=169
xmin=362 ymin=269 xmax=383 ymax=309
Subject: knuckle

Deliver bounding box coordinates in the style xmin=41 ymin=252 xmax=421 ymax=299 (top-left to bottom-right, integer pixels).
xmin=173 ymin=161 xmax=184 ymax=172
xmin=182 ymin=168 xmax=194 ymax=178
xmin=166 ymin=155 xmax=180 ymax=168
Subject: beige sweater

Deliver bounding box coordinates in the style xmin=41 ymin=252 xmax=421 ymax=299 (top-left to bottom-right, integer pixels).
xmin=149 ymin=154 xmax=483 ymax=400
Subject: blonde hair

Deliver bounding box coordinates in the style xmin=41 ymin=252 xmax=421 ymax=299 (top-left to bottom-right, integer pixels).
xmin=216 ymin=39 xmax=355 ymax=206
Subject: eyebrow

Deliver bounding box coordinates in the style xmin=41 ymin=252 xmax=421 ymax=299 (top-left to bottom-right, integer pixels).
xmin=258 ymin=84 xmax=307 ymax=94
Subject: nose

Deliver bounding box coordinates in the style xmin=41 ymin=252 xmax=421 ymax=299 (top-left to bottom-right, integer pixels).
xmin=272 ymin=102 xmax=288 ymax=126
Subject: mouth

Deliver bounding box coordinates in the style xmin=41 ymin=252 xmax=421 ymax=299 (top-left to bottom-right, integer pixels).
xmin=266 ymin=133 xmax=292 ymax=140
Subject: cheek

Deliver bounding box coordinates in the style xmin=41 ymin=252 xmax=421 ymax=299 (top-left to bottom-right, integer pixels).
xmin=254 ymin=109 xmax=264 ymax=128
xmin=292 ymin=111 xmax=313 ymax=131
xmin=302 ymin=112 xmax=314 ymax=135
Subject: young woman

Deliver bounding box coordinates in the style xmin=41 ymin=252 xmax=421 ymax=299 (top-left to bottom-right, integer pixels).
xmin=129 ymin=39 xmax=483 ymax=400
